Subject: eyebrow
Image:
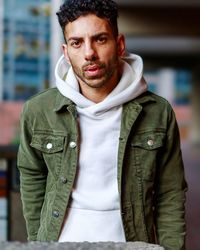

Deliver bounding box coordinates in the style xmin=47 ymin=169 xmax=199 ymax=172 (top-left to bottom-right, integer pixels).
xmin=67 ymin=32 xmax=110 ymax=42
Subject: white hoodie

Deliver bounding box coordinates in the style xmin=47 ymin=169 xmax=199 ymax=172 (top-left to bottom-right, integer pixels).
xmin=56 ymin=53 xmax=147 ymax=242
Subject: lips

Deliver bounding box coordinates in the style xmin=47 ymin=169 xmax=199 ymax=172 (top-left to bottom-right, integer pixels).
xmin=84 ymin=64 xmax=103 ymax=77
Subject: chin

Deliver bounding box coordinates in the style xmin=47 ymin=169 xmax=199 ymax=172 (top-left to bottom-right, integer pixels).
xmin=87 ymin=80 xmax=107 ymax=89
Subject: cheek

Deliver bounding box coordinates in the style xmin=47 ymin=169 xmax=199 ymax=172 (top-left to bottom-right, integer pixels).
xmin=106 ymin=52 xmax=118 ymax=66
xmin=68 ymin=53 xmax=82 ymax=68
xmin=100 ymin=46 xmax=118 ymax=62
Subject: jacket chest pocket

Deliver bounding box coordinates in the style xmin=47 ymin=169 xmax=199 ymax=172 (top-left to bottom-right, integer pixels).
xmin=131 ymin=131 xmax=166 ymax=181
xmin=30 ymin=133 xmax=65 ymax=178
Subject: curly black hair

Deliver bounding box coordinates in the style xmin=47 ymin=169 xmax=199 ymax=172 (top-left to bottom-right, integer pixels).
xmin=56 ymin=0 xmax=119 ymax=38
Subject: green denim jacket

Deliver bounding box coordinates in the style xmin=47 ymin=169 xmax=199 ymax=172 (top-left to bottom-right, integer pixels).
xmin=17 ymin=88 xmax=187 ymax=250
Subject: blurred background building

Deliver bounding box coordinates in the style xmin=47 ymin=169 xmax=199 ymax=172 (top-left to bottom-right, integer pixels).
xmin=1 ymin=0 xmax=54 ymax=101
xmin=0 ymin=0 xmax=62 ymax=242
xmin=0 ymin=0 xmax=199 ymax=249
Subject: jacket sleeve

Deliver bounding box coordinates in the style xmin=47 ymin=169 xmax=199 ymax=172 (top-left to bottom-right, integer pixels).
xmin=17 ymin=102 xmax=47 ymax=241
xmin=155 ymin=105 xmax=187 ymax=250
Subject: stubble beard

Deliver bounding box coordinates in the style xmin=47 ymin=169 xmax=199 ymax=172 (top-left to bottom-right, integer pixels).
xmin=71 ymin=57 xmax=119 ymax=89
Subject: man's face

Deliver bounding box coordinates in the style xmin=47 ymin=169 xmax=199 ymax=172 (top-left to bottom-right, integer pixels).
xmin=63 ymin=14 xmax=125 ymax=90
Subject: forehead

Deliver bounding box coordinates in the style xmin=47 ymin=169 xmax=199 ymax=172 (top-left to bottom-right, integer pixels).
xmin=64 ymin=14 xmax=113 ymax=38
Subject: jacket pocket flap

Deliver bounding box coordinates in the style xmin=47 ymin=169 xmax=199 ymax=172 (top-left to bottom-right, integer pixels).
xmin=30 ymin=133 xmax=64 ymax=153
xmin=131 ymin=131 xmax=165 ymax=150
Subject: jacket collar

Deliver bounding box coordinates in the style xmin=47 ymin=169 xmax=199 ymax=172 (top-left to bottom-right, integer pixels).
xmin=129 ymin=91 xmax=157 ymax=105
xmin=53 ymin=88 xmax=156 ymax=112
xmin=53 ymin=89 xmax=74 ymax=112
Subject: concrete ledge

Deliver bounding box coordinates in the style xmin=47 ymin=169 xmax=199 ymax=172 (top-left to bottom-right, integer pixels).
xmin=0 ymin=242 xmax=164 ymax=250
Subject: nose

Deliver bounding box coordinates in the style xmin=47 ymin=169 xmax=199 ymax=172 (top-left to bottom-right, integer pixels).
xmin=84 ymin=41 xmax=97 ymax=61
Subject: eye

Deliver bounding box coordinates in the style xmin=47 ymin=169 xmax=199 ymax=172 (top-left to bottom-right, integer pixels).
xmin=70 ymin=40 xmax=81 ymax=48
xmin=96 ymin=36 xmax=107 ymax=44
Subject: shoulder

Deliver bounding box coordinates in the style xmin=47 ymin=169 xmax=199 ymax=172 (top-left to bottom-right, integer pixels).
xmin=138 ymin=90 xmax=170 ymax=104
xmin=136 ymin=91 xmax=174 ymax=112
xmin=22 ymin=88 xmax=59 ymax=117
xmin=27 ymin=87 xmax=59 ymax=104
xmin=133 ymin=91 xmax=177 ymax=124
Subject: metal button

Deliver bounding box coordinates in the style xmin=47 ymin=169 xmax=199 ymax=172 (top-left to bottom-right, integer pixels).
xmin=52 ymin=210 xmax=59 ymax=218
xmin=147 ymin=139 xmax=154 ymax=146
xmin=46 ymin=143 xmax=53 ymax=149
xmin=69 ymin=141 xmax=76 ymax=148
xmin=60 ymin=176 xmax=67 ymax=184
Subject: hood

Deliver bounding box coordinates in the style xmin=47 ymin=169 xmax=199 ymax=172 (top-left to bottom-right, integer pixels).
xmin=55 ymin=53 xmax=147 ymax=116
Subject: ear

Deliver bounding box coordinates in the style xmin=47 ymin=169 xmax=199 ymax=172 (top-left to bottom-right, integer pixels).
xmin=117 ymin=34 xmax=125 ymax=57
xmin=62 ymin=44 xmax=71 ymax=64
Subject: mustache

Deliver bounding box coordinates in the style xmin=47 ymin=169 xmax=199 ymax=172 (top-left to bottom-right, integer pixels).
xmin=82 ymin=61 xmax=106 ymax=70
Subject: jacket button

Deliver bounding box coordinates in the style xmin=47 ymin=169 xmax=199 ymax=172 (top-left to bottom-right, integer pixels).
xmin=46 ymin=143 xmax=53 ymax=149
xmin=60 ymin=176 xmax=67 ymax=184
xmin=69 ymin=141 xmax=76 ymax=148
xmin=52 ymin=210 xmax=59 ymax=218
xmin=147 ymin=139 xmax=154 ymax=146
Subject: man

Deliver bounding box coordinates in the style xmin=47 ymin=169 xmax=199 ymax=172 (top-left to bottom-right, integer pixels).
xmin=17 ymin=0 xmax=187 ymax=249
